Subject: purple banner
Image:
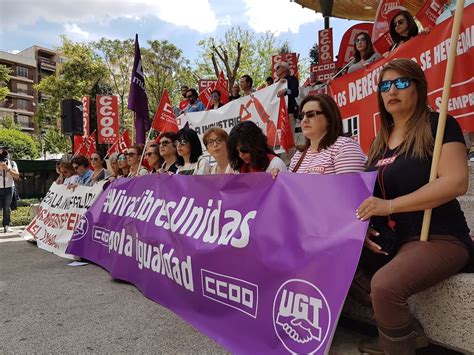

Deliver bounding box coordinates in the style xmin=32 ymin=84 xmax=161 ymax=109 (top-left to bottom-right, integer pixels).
xmin=67 ymin=172 xmax=376 ymax=353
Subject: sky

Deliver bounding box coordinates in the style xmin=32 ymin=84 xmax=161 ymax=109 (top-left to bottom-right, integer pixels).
xmin=0 ymin=0 xmax=362 ymax=68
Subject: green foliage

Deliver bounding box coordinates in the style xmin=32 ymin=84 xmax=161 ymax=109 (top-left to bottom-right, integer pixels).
xmin=0 ymin=128 xmax=39 ymax=159
xmin=0 ymin=116 xmax=21 ymax=130
xmin=0 ymin=64 xmax=11 ymax=102
xmin=42 ymin=128 xmax=70 ymax=154
xmin=1 ymin=206 xmax=31 ymax=226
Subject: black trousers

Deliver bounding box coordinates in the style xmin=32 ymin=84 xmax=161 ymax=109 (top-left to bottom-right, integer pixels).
xmin=0 ymin=187 xmax=13 ymax=227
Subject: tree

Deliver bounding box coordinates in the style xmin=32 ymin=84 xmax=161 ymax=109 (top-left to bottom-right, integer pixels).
xmin=196 ymin=27 xmax=283 ymax=90
xmin=0 ymin=128 xmax=39 ymax=159
xmin=0 ymin=116 xmax=21 ymax=130
xmin=0 ymin=64 xmax=11 ymax=102
xmin=142 ymin=40 xmax=195 ymax=113
xmin=309 ymin=43 xmax=319 ymax=66
xmin=34 ymin=36 xmax=107 ymax=130
xmin=279 ymin=41 xmax=292 ymax=54
xmin=42 ymin=128 xmax=70 ymax=155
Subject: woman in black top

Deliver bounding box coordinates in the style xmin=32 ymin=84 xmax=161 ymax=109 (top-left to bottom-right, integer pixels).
xmin=356 ymin=59 xmax=471 ymax=354
xmin=389 ymin=10 xmax=419 ymax=51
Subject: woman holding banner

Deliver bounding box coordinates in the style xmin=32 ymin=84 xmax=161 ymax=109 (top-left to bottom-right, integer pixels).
xmin=287 ymin=94 xmax=366 ymax=174
xmin=203 ymin=128 xmax=235 ymax=174
xmin=175 ymin=127 xmax=211 ymax=175
xmin=347 ymin=32 xmax=381 ymax=74
xmin=356 ymin=59 xmax=472 ymax=354
xmin=228 ymin=121 xmax=286 ymax=173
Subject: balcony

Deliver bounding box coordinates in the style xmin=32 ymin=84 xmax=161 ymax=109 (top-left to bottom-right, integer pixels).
xmin=38 ymin=57 xmax=56 ymax=71
xmin=7 ymin=91 xmax=34 ymax=100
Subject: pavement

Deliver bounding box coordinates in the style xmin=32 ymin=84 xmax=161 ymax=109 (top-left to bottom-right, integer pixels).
xmin=0 ymin=230 xmax=459 ymax=354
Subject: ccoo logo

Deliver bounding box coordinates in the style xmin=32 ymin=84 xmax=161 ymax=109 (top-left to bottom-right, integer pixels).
xmin=273 ymin=279 xmax=331 ymax=354
xmin=70 ymin=215 xmax=90 ymax=241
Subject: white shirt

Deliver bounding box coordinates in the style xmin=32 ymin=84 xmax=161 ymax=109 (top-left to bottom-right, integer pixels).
xmin=210 ymin=164 xmax=238 ymax=174
xmin=0 ymin=160 xmax=18 ymax=188
xmin=267 ymin=156 xmax=287 ymax=172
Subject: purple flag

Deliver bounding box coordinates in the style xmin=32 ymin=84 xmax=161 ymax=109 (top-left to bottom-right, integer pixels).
xmin=67 ymin=172 xmax=376 ymax=353
xmin=128 ymin=34 xmax=150 ymax=145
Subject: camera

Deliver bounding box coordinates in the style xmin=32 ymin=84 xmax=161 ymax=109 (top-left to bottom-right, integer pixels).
xmin=0 ymin=150 xmax=8 ymax=163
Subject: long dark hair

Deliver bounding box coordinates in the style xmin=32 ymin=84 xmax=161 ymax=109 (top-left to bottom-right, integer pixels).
xmin=368 ymin=59 xmax=432 ymax=165
xmin=228 ymin=121 xmax=276 ymax=171
xmin=389 ymin=10 xmax=419 ymax=45
xmin=177 ymin=127 xmax=202 ymax=164
xmin=298 ymin=94 xmax=344 ymax=152
xmin=158 ymin=131 xmax=181 ymax=165
xmin=353 ymin=32 xmax=376 ymax=62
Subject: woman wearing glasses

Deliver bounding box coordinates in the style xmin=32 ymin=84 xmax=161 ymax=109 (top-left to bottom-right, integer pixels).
xmin=347 ymin=32 xmax=381 ymax=74
xmin=356 ymin=59 xmax=471 ymax=354
xmin=228 ymin=121 xmax=286 ymax=173
xmin=208 ymin=90 xmax=224 ymax=110
xmin=157 ymin=132 xmax=180 ymax=173
xmin=90 ymin=152 xmax=110 ymax=184
xmin=126 ymin=145 xmax=148 ymax=177
xmin=116 ymin=152 xmax=129 ymax=178
xmin=288 ymin=94 xmax=366 ymax=174
xmin=175 ymin=127 xmax=211 ymax=175
xmin=144 ymin=143 xmax=162 ymax=173
xmin=389 ymin=10 xmax=419 ymax=51
xmin=203 ymin=128 xmax=235 ymax=174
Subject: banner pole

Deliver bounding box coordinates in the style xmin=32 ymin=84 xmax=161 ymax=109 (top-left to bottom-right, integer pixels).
xmin=327 ymin=58 xmax=355 ymax=84
xmin=137 ymin=128 xmax=154 ymax=172
xmin=420 ymin=0 xmax=465 ymax=242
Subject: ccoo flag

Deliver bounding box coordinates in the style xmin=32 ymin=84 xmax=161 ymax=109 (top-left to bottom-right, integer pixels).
xmin=128 ymin=34 xmax=150 ymax=145
xmin=152 ymin=89 xmax=179 ymax=133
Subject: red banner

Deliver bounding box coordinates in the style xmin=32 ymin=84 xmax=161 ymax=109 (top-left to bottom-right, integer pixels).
xmin=198 ymin=72 xmax=229 ymax=109
xmin=271 ymin=53 xmax=299 ymax=80
xmin=336 ymin=23 xmax=374 ymax=70
xmin=152 ymin=89 xmax=179 ymax=133
xmin=199 ymin=79 xmax=216 ymax=93
xmin=277 ymin=96 xmax=294 ymax=152
xmin=330 ymin=7 xmax=474 ymax=153
xmin=107 ymin=129 xmax=131 ymax=156
xmin=97 ymin=95 xmax=119 ymax=144
xmin=372 ymin=0 xmax=406 ymax=54
xmin=310 ymin=62 xmax=336 ymax=82
xmin=318 ymin=28 xmax=334 ymax=65
xmin=80 ymin=96 xmax=90 ymax=137
xmin=415 ymin=0 xmax=448 ymax=28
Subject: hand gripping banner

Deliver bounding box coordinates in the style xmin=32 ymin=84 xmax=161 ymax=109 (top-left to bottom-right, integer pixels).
xmin=67 ymin=172 xmax=376 ymax=353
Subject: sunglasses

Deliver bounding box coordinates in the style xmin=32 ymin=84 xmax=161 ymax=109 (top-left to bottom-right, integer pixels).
xmin=126 ymin=152 xmax=137 ymax=157
xmin=90 ymin=157 xmax=100 ymax=161
xmin=355 ymin=37 xmax=367 ymax=44
xmin=238 ymin=147 xmax=250 ymax=154
xmin=392 ymin=18 xmax=405 ymax=27
xmin=378 ymin=77 xmax=412 ymax=92
xmin=206 ymin=138 xmax=223 ymax=146
xmin=159 ymin=140 xmax=172 ymax=147
xmin=145 ymin=152 xmax=156 ymax=157
xmin=174 ymin=139 xmax=188 ymax=146
xmin=117 ymin=157 xmax=126 ymax=161
xmin=298 ymin=110 xmax=324 ymax=120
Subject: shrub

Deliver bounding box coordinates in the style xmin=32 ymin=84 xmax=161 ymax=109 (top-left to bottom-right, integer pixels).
xmin=0 ymin=128 xmax=40 ymax=159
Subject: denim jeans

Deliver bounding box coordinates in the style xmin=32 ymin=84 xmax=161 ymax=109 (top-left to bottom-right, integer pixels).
xmin=0 ymin=187 xmax=13 ymax=227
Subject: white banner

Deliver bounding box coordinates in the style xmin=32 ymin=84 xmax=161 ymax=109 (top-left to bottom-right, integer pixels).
xmin=178 ymin=82 xmax=287 ymax=154
xmin=22 ymin=182 xmax=105 ymax=259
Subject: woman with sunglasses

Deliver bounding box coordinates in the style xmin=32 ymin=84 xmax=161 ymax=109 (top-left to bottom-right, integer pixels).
xmin=228 ymin=121 xmax=286 ymax=173
xmin=157 ymin=132 xmax=180 ymax=173
xmin=90 ymin=152 xmax=110 ymax=184
xmin=126 ymin=145 xmax=148 ymax=177
xmin=347 ymin=32 xmax=381 ymax=74
xmin=203 ymin=127 xmax=236 ymax=174
xmin=144 ymin=143 xmax=162 ymax=173
xmin=116 ymin=152 xmax=129 ymax=178
xmin=389 ymin=10 xmax=419 ymax=51
xmin=286 ymin=94 xmax=366 ymax=175
xmin=356 ymin=59 xmax=471 ymax=354
xmin=208 ymin=90 xmax=224 ymax=110
xmin=175 ymin=127 xmax=211 ymax=175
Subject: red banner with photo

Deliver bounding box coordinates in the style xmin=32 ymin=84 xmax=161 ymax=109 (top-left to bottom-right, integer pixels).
xmin=80 ymin=96 xmax=90 ymax=137
xmin=107 ymin=129 xmax=131 ymax=156
xmin=329 ymin=7 xmax=474 ymax=153
xmin=318 ymin=28 xmax=334 ymax=65
xmin=271 ymin=53 xmax=299 ymax=80
xmin=97 ymin=95 xmax=120 ymax=144
xmin=336 ymin=23 xmax=374 ymax=70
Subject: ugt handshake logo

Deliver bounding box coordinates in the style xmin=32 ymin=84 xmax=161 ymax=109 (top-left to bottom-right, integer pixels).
xmin=273 ymin=280 xmax=331 ymax=354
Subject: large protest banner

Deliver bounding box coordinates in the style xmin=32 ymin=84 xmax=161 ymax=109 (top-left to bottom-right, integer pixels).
xmin=179 ymin=82 xmax=287 ymax=152
xmin=22 ymin=182 xmax=104 ymax=259
xmin=67 ymin=172 xmax=376 ymax=353
xmin=330 ymin=5 xmax=474 ymax=152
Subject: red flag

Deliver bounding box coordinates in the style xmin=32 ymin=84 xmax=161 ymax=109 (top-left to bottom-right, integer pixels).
xmin=73 ymin=135 xmax=85 ymax=156
xmin=73 ymin=131 xmax=96 ymax=158
xmin=198 ymin=83 xmax=214 ymax=109
xmin=152 ymin=90 xmax=179 ymax=133
xmin=277 ymin=97 xmax=294 ymax=152
xmin=216 ymin=71 xmax=229 ymax=104
xmin=179 ymin=99 xmax=189 ymax=111
xmin=415 ymin=0 xmax=448 ymax=28
xmin=107 ymin=129 xmax=132 ymax=156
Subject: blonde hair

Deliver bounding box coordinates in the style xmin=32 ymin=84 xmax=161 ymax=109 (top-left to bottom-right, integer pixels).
xmin=368 ymin=59 xmax=433 ymax=165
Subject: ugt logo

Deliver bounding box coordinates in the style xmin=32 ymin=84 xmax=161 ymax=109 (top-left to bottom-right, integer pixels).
xmin=70 ymin=215 xmax=89 ymax=241
xmin=273 ymin=279 xmax=331 ymax=354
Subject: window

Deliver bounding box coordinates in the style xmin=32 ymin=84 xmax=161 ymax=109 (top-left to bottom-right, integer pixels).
xmin=17 ymin=83 xmax=28 ymax=95
xmin=16 ymin=114 xmax=30 ymax=126
xmin=342 ymin=116 xmax=360 ymax=143
xmin=17 ymin=99 xmax=29 ymax=110
xmin=16 ymin=66 xmax=28 ymax=78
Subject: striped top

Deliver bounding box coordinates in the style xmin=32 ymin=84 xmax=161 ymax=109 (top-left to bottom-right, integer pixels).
xmin=289 ymin=136 xmax=366 ymax=174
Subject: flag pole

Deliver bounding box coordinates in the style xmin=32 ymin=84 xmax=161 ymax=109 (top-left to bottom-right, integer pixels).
xmin=420 ymin=0 xmax=465 ymax=242
xmin=137 ymin=128 xmax=154 ymax=172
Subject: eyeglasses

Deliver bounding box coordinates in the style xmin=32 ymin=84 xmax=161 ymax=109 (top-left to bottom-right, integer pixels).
xmin=206 ymin=138 xmax=223 ymax=146
xmin=355 ymin=37 xmax=367 ymax=44
xmin=378 ymin=77 xmax=412 ymax=92
xmin=298 ymin=110 xmax=324 ymax=120
xmin=238 ymin=147 xmax=250 ymax=154
xmin=126 ymin=152 xmax=137 ymax=157
xmin=159 ymin=140 xmax=172 ymax=147
xmin=145 ymin=152 xmax=156 ymax=157
xmin=90 ymin=157 xmax=100 ymax=161
xmin=185 ymin=95 xmax=193 ymax=99
xmin=392 ymin=18 xmax=405 ymax=28
xmin=174 ymin=139 xmax=189 ymax=146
